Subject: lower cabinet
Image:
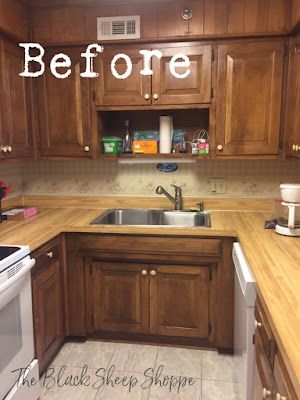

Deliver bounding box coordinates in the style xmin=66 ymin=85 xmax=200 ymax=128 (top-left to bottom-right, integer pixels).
xmin=31 ymin=238 xmax=65 ymax=374
xmin=91 ymin=261 xmax=213 ymax=339
xmin=253 ymin=299 xmax=298 ymax=400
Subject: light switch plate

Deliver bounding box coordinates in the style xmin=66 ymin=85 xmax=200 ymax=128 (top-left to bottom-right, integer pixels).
xmin=210 ymin=178 xmax=227 ymax=194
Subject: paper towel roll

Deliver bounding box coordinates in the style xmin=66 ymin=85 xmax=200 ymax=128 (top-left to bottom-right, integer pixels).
xmin=159 ymin=116 xmax=173 ymax=154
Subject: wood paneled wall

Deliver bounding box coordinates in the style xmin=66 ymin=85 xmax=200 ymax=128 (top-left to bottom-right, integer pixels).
xmin=291 ymin=0 xmax=300 ymax=27
xmin=30 ymin=0 xmax=291 ymax=45
xmin=0 ymin=0 xmax=29 ymax=40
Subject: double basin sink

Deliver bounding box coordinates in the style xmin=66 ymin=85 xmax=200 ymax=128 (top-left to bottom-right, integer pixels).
xmin=90 ymin=209 xmax=211 ymax=228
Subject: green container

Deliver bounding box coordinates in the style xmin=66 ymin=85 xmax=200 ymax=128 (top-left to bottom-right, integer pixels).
xmin=102 ymin=137 xmax=122 ymax=154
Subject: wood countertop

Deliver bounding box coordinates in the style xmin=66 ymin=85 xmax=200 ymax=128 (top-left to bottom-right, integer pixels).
xmin=0 ymin=201 xmax=299 ymax=395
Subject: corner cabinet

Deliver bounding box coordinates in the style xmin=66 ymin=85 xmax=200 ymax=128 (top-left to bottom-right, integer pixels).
xmin=95 ymin=44 xmax=212 ymax=107
xmin=37 ymin=47 xmax=93 ymax=158
xmin=285 ymin=34 xmax=300 ymax=158
xmin=31 ymin=237 xmax=65 ymax=374
xmin=216 ymin=40 xmax=284 ymax=157
xmin=0 ymin=39 xmax=33 ymax=160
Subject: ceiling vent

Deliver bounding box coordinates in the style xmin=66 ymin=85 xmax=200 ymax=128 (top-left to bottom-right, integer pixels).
xmin=97 ymin=15 xmax=141 ymax=41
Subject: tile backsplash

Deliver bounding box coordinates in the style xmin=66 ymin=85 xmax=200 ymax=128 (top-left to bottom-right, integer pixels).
xmin=14 ymin=158 xmax=300 ymax=198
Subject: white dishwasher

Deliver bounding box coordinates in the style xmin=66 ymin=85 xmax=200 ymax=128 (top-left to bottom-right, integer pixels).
xmin=232 ymin=242 xmax=256 ymax=400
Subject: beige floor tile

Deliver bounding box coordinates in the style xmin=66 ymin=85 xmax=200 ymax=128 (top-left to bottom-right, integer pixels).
xmin=51 ymin=342 xmax=75 ymax=366
xmin=202 ymin=380 xmax=241 ymax=400
xmin=109 ymin=343 xmax=158 ymax=373
xmin=63 ymin=340 xmax=117 ymax=369
xmin=154 ymin=346 xmax=203 ymax=378
xmin=95 ymin=372 xmax=150 ymax=400
xmin=148 ymin=375 xmax=201 ymax=400
xmin=40 ymin=366 xmax=99 ymax=400
xmin=202 ymin=351 xmax=236 ymax=382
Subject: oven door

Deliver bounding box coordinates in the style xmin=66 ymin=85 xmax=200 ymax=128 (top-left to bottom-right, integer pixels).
xmin=0 ymin=258 xmax=35 ymax=400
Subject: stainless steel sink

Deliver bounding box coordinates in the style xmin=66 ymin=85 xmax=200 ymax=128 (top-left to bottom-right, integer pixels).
xmin=90 ymin=209 xmax=211 ymax=228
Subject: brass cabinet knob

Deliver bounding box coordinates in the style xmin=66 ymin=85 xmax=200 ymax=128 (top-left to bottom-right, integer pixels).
xmin=217 ymin=145 xmax=223 ymax=151
xmin=292 ymin=144 xmax=300 ymax=152
xmin=47 ymin=251 xmax=53 ymax=259
xmin=153 ymin=93 xmax=159 ymax=100
xmin=150 ymin=270 xmax=157 ymax=276
xmin=276 ymin=394 xmax=287 ymax=400
xmin=7 ymin=146 xmax=12 ymax=153
xmin=1 ymin=145 xmax=8 ymax=153
xmin=262 ymin=388 xmax=272 ymax=399
xmin=84 ymin=146 xmax=90 ymax=152
xmin=144 ymin=94 xmax=150 ymax=100
xmin=141 ymin=269 xmax=148 ymax=276
xmin=255 ymin=320 xmax=262 ymax=329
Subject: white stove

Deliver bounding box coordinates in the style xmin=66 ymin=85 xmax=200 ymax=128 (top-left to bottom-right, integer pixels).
xmin=0 ymin=244 xmax=39 ymax=400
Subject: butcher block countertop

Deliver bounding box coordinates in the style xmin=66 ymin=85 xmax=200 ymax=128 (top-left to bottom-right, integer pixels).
xmin=1 ymin=195 xmax=300 ymax=396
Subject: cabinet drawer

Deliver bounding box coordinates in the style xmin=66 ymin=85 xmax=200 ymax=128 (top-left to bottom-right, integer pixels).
xmin=255 ymin=299 xmax=276 ymax=366
xmin=274 ymin=351 xmax=298 ymax=400
xmin=79 ymin=235 xmax=222 ymax=257
xmin=31 ymin=237 xmax=60 ymax=275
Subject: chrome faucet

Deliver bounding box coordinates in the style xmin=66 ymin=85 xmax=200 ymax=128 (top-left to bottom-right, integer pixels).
xmin=156 ymin=185 xmax=183 ymax=210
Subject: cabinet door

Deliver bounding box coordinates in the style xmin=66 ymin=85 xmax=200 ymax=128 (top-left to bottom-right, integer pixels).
xmin=253 ymin=330 xmax=277 ymax=400
xmin=216 ymin=41 xmax=284 ymax=156
xmin=92 ymin=262 xmax=149 ymax=334
xmin=285 ymin=36 xmax=300 ymax=158
xmin=32 ymin=259 xmax=64 ymax=374
xmin=95 ymin=49 xmax=151 ymax=106
xmin=149 ymin=264 xmax=211 ymax=338
xmin=37 ymin=48 xmax=92 ymax=158
xmin=0 ymin=39 xmax=32 ymax=159
xmin=152 ymin=45 xmax=212 ymax=105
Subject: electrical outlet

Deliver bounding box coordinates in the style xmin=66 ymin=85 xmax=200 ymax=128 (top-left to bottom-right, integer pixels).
xmin=210 ymin=178 xmax=227 ymax=194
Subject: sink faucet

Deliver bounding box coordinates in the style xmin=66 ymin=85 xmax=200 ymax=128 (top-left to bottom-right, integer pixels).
xmin=156 ymin=185 xmax=183 ymax=210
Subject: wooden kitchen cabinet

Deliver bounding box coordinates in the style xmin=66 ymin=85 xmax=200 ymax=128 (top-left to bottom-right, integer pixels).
xmin=285 ymin=34 xmax=300 ymax=158
xmin=149 ymin=264 xmax=212 ymax=338
xmin=31 ymin=237 xmax=65 ymax=374
xmin=253 ymin=299 xmax=299 ymax=400
xmin=152 ymin=45 xmax=212 ymax=105
xmin=0 ymin=38 xmax=33 ymax=160
xmin=95 ymin=44 xmax=212 ymax=107
xmin=95 ymin=48 xmax=151 ymax=106
xmin=216 ymin=40 xmax=284 ymax=157
xmin=37 ymin=47 xmax=93 ymax=158
xmin=92 ymin=261 xmax=149 ymax=334
xmin=72 ymin=234 xmax=233 ymax=350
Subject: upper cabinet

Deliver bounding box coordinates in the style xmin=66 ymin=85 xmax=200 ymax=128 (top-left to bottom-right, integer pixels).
xmin=215 ymin=41 xmax=284 ymax=157
xmin=285 ymin=35 xmax=300 ymax=158
xmin=0 ymin=0 xmax=29 ymax=40
xmin=0 ymin=39 xmax=33 ymax=160
xmin=95 ymin=44 xmax=212 ymax=107
xmin=37 ymin=48 xmax=93 ymax=158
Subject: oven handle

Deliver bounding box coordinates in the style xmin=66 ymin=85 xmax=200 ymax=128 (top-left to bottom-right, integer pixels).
xmin=0 ymin=258 xmax=35 ymax=296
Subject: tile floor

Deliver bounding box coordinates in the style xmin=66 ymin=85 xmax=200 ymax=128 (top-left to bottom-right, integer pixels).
xmin=39 ymin=341 xmax=241 ymax=400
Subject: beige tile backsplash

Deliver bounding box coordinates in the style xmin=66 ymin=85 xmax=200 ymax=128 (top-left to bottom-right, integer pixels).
xmin=8 ymin=158 xmax=299 ymax=199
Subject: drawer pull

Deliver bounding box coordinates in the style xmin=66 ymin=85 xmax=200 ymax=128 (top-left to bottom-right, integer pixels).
xmin=144 ymin=94 xmax=150 ymax=100
xmin=217 ymin=144 xmax=223 ymax=151
xmin=141 ymin=269 xmax=148 ymax=276
xmin=263 ymin=388 xmax=272 ymax=399
xmin=47 ymin=251 xmax=53 ymax=259
xmin=84 ymin=146 xmax=90 ymax=152
xmin=255 ymin=320 xmax=262 ymax=329
xmin=153 ymin=93 xmax=159 ymax=100
xmin=150 ymin=270 xmax=157 ymax=276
